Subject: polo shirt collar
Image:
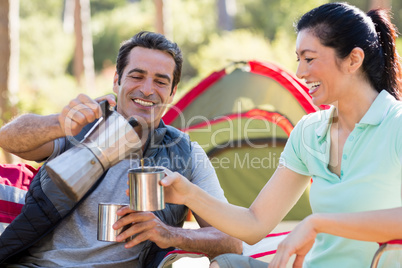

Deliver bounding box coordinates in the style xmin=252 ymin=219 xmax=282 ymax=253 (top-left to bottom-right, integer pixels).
xmin=315 ymin=106 xmax=335 ymax=142
xmin=359 ymin=90 xmax=393 ymax=125
xmin=314 ymin=90 xmax=394 ymax=142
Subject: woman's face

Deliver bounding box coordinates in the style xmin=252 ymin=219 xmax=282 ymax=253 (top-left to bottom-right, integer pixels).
xmin=295 ymin=29 xmax=349 ymax=106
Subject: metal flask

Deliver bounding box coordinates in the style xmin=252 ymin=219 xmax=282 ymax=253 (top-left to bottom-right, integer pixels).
xmin=46 ymin=101 xmax=142 ymax=202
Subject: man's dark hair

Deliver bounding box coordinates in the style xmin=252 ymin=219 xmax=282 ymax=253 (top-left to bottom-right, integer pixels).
xmin=116 ymin=31 xmax=183 ymax=95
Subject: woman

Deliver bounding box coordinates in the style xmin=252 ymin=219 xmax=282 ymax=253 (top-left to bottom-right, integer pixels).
xmin=161 ymin=2 xmax=402 ymax=267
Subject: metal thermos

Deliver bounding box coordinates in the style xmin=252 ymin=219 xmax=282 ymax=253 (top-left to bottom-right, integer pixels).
xmin=46 ymin=101 xmax=142 ymax=202
xmin=129 ymin=167 xmax=165 ymax=211
xmin=97 ymin=203 xmax=131 ymax=242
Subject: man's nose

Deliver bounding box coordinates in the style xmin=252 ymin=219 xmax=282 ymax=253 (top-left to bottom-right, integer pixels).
xmin=140 ymin=78 xmax=154 ymax=96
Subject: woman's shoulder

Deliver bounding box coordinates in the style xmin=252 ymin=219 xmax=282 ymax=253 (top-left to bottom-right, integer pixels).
xmin=385 ymin=98 xmax=402 ymax=125
xmin=389 ymin=98 xmax=402 ymax=114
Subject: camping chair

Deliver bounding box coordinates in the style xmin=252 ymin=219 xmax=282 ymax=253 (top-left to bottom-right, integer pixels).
xmin=158 ymin=234 xmax=402 ymax=268
xmin=370 ymin=240 xmax=402 ymax=268
xmin=157 ymin=231 xmax=291 ymax=268
xmin=4 ymin=163 xmax=400 ymax=267
xmin=0 ymin=163 xmax=39 ymax=233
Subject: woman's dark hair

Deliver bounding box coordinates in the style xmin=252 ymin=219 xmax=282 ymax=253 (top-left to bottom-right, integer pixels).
xmin=115 ymin=31 xmax=183 ymax=95
xmin=296 ymin=2 xmax=402 ymax=100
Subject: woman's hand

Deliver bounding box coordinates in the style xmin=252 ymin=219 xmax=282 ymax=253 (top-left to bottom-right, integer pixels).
xmin=270 ymin=215 xmax=317 ymax=268
xmin=160 ymin=170 xmax=194 ymax=206
xmin=124 ymin=169 xmax=195 ymax=206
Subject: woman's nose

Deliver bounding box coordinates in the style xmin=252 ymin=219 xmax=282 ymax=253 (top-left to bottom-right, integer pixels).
xmin=295 ymin=63 xmax=305 ymax=79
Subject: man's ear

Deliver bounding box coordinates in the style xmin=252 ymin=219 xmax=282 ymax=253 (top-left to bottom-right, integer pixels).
xmin=347 ymin=47 xmax=365 ymax=74
xmin=113 ymin=71 xmax=119 ymax=94
xmin=168 ymin=85 xmax=178 ymax=102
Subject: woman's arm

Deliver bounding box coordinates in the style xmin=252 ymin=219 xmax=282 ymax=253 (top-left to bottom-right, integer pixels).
xmin=270 ymin=208 xmax=402 ymax=267
xmin=313 ymin=208 xmax=402 ymax=242
xmin=162 ymin=166 xmax=311 ymax=245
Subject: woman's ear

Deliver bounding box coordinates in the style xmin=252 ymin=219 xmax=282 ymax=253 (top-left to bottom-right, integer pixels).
xmin=347 ymin=47 xmax=365 ymax=74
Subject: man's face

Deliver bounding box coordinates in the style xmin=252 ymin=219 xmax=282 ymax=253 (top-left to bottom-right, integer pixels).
xmin=113 ymin=46 xmax=177 ymax=129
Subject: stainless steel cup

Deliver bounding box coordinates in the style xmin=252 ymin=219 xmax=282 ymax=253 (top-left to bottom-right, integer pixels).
xmin=97 ymin=203 xmax=131 ymax=242
xmin=129 ymin=167 xmax=165 ymax=211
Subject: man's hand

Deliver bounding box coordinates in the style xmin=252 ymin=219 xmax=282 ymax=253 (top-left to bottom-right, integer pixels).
xmin=113 ymin=206 xmax=177 ymax=249
xmin=58 ymin=94 xmax=117 ymax=137
xmin=95 ymin=94 xmax=117 ymax=108
xmin=120 ymin=169 xmax=243 ymax=257
xmin=58 ymin=94 xmax=102 ymax=136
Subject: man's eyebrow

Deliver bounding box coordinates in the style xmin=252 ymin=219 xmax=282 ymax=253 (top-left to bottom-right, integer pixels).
xmin=127 ymin=68 xmax=171 ymax=83
xmin=155 ymin=73 xmax=171 ymax=83
xmin=127 ymin=68 xmax=146 ymax=75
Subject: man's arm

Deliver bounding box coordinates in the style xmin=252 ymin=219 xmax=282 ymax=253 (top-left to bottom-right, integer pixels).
xmin=0 ymin=114 xmax=62 ymax=161
xmin=175 ymin=213 xmax=243 ymax=258
xmin=0 ymin=94 xmax=109 ymax=161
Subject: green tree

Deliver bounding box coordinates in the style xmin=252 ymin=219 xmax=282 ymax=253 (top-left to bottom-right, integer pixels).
xmin=233 ymin=0 xmax=327 ymax=40
xmin=19 ymin=0 xmax=77 ymax=114
xmin=15 ymin=0 xmax=402 ymax=115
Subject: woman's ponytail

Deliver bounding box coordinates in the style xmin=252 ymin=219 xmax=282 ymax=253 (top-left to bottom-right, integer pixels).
xmin=367 ymin=9 xmax=402 ymax=100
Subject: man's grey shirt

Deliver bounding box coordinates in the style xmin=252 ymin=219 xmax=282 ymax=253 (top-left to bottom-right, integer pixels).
xmin=13 ymin=141 xmax=227 ymax=267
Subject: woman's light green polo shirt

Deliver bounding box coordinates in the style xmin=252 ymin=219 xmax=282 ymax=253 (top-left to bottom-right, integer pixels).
xmin=280 ymin=90 xmax=402 ymax=268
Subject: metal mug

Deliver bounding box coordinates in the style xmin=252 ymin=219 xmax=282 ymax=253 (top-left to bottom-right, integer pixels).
xmin=97 ymin=203 xmax=131 ymax=242
xmin=128 ymin=167 xmax=165 ymax=211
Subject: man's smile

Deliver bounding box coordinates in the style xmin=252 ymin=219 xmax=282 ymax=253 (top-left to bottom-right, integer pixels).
xmin=133 ymin=98 xmax=155 ymax=107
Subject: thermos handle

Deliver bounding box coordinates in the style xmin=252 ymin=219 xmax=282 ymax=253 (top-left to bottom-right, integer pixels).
xmin=82 ymin=100 xmax=111 ymax=141
xmin=99 ymin=100 xmax=113 ymax=120
xmin=99 ymin=100 xmax=138 ymax=128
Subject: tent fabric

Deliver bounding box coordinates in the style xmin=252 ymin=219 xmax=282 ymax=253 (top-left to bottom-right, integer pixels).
xmin=163 ymin=60 xmax=318 ymax=220
xmin=184 ymin=110 xmax=291 ymax=156
xmin=168 ymin=68 xmax=309 ymax=128
xmin=248 ymin=61 xmax=317 ymax=114
xmin=181 ymin=109 xmax=294 ymax=137
xmin=163 ymin=69 xmax=227 ymax=125
xmin=186 ymin=115 xmax=310 ymax=220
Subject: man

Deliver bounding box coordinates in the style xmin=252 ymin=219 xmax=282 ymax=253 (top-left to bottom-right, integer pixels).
xmin=0 ymin=31 xmax=242 ymax=267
